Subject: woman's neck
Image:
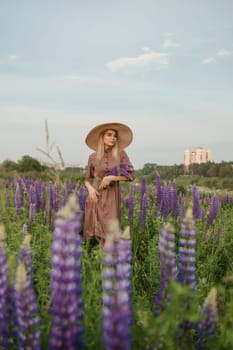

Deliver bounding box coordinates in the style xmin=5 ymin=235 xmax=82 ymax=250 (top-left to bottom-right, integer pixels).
xmin=104 ymin=145 xmax=112 ymax=151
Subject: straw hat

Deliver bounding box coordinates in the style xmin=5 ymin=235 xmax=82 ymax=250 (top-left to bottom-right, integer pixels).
xmin=85 ymin=122 xmax=133 ymax=151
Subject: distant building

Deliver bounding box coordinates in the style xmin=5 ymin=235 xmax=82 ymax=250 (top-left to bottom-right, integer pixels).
xmin=184 ymin=147 xmax=212 ymax=170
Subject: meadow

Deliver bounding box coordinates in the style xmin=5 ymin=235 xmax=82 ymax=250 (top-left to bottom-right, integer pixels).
xmin=0 ymin=174 xmax=233 ymax=349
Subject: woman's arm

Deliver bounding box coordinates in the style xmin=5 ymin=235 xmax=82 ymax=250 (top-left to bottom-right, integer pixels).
xmin=98 ymin=175 xmax=128 ymax=190
xmin=84 ymin=154 xmax=100 ymax=203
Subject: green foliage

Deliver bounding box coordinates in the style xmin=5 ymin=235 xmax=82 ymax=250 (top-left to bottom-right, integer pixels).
xmin=1 ymin=159 xmax=18 ymax=171
xmin=17 ymin=155 xmax=43 ymax=172
xmin=1 ymin=176 xmax=233 ymax=348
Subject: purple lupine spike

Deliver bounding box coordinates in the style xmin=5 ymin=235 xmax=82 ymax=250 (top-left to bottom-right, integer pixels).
xmin=0 ymin=223 xmax=9 ymax=348
xmin=39 ymin=183 xmax=47 ymax=211
xmin=29 ymin=183 xmax=37 ymax=209
xmin=139 ymin=192 xmax=147 ymax=229
xmin=33 ymin=181 xmax=43 ymax=212
xmin=60 ymin=188 xmax=66 ymax=207
xmin=196 ymin=287 xmax=218 ymax=349
xmin=50 ymin=194 xmax=84 ymax=349
xmin=177 ymin=209 xmax=196 ymax=290
xmin=140 ymin=178 xmax=146 ymax=206
xmin=169 ymin=181 xmax=179 ymax=218
xmin=65 ymin=181 xmax=75 ymax=198
xmin=5 ymin=179 xmax=13 ymax=208
xmin=102 ymin=226 xmax=132 ymax=350
xmin=160 ymin=185 xmax=170 ymax=218
xmin=155 ymin=173 xmax=162 ymax=213
xmin=53 ymin=183 xmax=60 ymax=213
xmin=29 ymin=203 xmax=36 ymax=221
xmin=221 ymin=194 xmax=233 ymax=206
xmin=14 ymin=262 xmax=41 ymax=350
xmin=77 ymin=185 xmax=87 ymax=213
xmin=207 ymin=196 xmax=221 ymax=227
xmin=107 ymin=164 xmax=134 ymax=180
xmin=15 ymin=180 xmax=23 ymax=215
xmin=34 ymin=181 xmax=41 ymax=211
xmin=49 ymin=183 xmax=55 ymax=212
xmin=192 ymin=186 xmax=201 ymax=219
xmin=179 ymin=193 xmax=186 ymax=219
xmin=154 ymin=223 xmax=177 ymax=315
xmin=125 ymin=190 xmax=134 ymax=227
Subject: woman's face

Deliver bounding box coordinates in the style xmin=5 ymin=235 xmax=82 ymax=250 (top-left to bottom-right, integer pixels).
xmin=103 ymin=129 xmax=117 ymax=149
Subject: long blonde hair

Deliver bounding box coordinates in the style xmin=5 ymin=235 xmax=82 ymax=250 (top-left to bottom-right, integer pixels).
xmin=96 ymin=130 xmax=120 ymax=165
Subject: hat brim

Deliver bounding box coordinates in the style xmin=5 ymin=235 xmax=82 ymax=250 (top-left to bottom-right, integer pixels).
xmin=85 ymin=122 xmax=133 ymax=151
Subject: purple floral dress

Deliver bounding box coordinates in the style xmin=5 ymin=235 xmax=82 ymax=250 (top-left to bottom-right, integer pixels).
xmin=83 ymin=149 xmax=135 ymax=240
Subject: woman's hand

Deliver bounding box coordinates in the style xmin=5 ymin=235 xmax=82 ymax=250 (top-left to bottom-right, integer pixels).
xmin=88 ymin=186 xmax=99 ymax=203
xmin=85 ymin=181 xmax=99 ymax=203
xmin=99 ymin=176 xmax=114 ymax=190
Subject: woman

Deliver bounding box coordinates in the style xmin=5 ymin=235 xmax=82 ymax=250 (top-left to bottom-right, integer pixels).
xmin=83 ymin=122 xmax=135 ymax=245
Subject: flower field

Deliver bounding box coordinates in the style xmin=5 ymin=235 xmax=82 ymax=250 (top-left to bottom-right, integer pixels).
xmin=0 ymin=175 xmax=233 ymax=349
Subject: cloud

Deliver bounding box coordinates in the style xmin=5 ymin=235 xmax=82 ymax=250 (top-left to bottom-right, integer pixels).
xmin=162 ymin=33 xmax=179 ymax=49
xmin=217 ymin=48 xmax=232 ymax=57
xmin=201 ymin=57 xmax=216 ymax=64
xmin=0 ymin=54 xmax=18 ymax=64
xmin=8 ymin=54 xmax=18 ymax=61
xmin=106 ymin=50 xmax=169 ymax=73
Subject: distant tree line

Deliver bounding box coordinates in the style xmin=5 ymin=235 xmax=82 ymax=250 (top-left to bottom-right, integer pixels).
xmin=136 ymin=161 xmax=233 ymax=181
xmin=1 ymin=155 xmax=44 ymax=172
xmin=1 ymin=157 xmax=232 ymax=182
xmin=0 ymin=155 xmax=85 ymax=181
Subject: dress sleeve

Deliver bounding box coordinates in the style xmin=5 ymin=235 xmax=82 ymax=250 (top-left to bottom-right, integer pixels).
xmin=85 ymin=154 xmax=95 ymax=182
xmin=119 ymin=150 xmax=135 ymax=181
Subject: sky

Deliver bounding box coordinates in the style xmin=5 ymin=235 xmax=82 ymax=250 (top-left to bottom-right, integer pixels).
xmin=0 ymin=0 xmax=233 ymax=169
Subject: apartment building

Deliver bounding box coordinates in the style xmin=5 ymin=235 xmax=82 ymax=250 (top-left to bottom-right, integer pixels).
xmin=184 ymin=147 xmax=212 ymax=169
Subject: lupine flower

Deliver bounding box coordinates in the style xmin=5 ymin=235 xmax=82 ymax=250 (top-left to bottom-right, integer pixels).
xmin=107 ymin=164 xmax=134 ymax=180
xmin=49 ymin=183 xmax=59 ymax=213
xmin=192 ymin=186 xmax=201 ymax=219
xmin=39 ymin=183 xmax=47 ymax=211
xmin=0 ymin=223 xmax=9 ymax=348
xmin=169 ymin=181 xmax=179 ymax=218
xmin=15 ymin=180 xmax=23 ymax=215
xmin=53 ymin=183 xmax=60 ymax=213
xmin=29 ymin=203 xmax=36 ymax=221
xmin=207 ymin=196 xmax=221 ymax=227
xmin=14 ymin=261 xmax=41 ymax=349
xmin=221 ymin=194 xmax=233 ymax=206
xmin=179 ymin=193 xmax=186 ymax=219
xmin=160 ymin=185 xmax=170 ymax=218
xmin=155 ymin=173 xmax=162 ymax=212
xmin=154 ymin=223 xmax=177 ymax=315
xmin=196 ymin=287 xmax=218 ymax=349
xmin=125 ymin=190 xmax=134 ymax=227
xmin=5 ymin=179 xmax=13 ymax=208
xmin=102 ymin=225 xmax=132 ymax=350
xmin=65 ymin=181 xmax=75 ymax=197
xmin=77 ymin=185 xmax=87 ymax=213
xmin=177 ymin=208 xmax=196 ymax=290
xmin=140 ymin=178 xmax=146 ymax=205
xmin=60 ymin=188 xmax=67 ymax=207
xmin=50 ymin=194 xmax=84 ymax=349
xmin=29 ymin=183 xmax=37 ymax=211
